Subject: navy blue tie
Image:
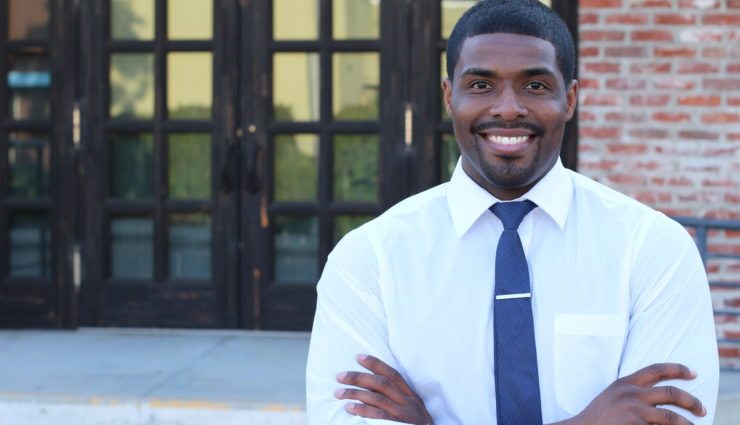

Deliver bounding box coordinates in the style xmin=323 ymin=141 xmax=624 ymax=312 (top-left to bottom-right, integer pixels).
xmin=490 ymin=200 xmax=542 ymax=425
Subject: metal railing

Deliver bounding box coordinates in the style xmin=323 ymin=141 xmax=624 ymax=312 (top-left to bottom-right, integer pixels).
xmin=673 ymin=217 xmax=740 ymax=372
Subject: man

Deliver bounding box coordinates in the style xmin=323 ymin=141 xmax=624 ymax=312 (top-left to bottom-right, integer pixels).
xmin=306 ymin=1 xmax=719 ymax=424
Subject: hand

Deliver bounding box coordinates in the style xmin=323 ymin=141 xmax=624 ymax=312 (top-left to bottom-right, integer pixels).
xmin=562 ymin=363 xmax=706 ymax=425
xmin=336 ymin=354 xmax=433 ymax=425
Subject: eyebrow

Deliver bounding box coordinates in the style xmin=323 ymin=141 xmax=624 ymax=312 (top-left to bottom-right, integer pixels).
xmin=458 ymin=66 xmax=558 ymax=80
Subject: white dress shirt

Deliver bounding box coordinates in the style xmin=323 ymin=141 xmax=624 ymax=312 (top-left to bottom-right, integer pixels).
xmin=306 ymin=159 xmax=719 ymax=425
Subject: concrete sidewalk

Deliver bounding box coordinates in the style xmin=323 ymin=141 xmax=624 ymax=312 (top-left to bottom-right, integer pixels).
xmin=0 ymin=328 xmax=738 ymax=425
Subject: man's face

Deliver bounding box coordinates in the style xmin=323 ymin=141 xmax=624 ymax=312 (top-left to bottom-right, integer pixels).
xmin=443 ymin=33 xmax=578 ymax=200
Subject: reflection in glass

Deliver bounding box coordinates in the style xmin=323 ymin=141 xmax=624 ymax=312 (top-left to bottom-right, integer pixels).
xmin=274 ymin=216 xmax=319 ymax=284
xmin=441 ymin=0 xmax=474 ymax=39
xmin=169 ymin=213 xmax=211 ymax=279
xmin=8 ymin=54 xmax=51 ymax=120
xmin=9 ymin=0 xmax=49 ymax=40
xmin=333 ymin=134 xmax=379 ymax=201
xmin=440 ymin=134 xmax=460 ymax=182
xmin=274 ymin=0 xmax=318 ymax=40
xmin=8 ymin=132 xmax=50 ymax=198
xmin=333 ymin=53 xmax=379 ymax=120
xmin=168 ymin=133 xmax=211 ymax=199
xmin=273 ymin=53 xmax=320 ymax=121
xmin=111 ymin=217 xmax=153 ymax=279
xmin=110 ymin=53 xmax=155 ymax=119
xmin=111 ymin=133 xmax=154 ymax=199
xmin=168 ymin=53 xmax=212 ymax=119
xmin=274 ymin=134 xmax=319 ymax=201
xmin=333 ymin=0 xmax=380 ymax=40
xmin=334 ymin=215 xmax=373 ymax=244
xmin=168 ymin=0 xmax=213 ymax=40
xmin=111 ymin=0 xmax=155 ymax=40
xmin=9 ymin=213 xmax=51 ymax=277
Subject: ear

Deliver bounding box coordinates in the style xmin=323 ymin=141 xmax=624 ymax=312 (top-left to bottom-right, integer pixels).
xmin=565 ymin=79 xmax=578 ymax=122
xmin=442 ymin=77 xmax=453 ymax=116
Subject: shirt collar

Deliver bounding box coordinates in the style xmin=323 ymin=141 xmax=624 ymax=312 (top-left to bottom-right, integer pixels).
xmin=446 ymin=157 xmax=573 ymax=238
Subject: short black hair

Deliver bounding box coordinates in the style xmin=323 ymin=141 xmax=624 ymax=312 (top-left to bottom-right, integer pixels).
xmin=446 ymin=0 xmax=575 ymax=84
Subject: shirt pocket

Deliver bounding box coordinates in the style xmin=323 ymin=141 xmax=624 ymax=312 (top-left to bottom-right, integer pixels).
xmin=553 ymin=313 xmax=626 ymax=415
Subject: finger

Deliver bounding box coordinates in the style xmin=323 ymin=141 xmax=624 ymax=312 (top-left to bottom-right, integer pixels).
xmin=344 ymin=402 xmax=395 ymax=421
xmin=335 ymin=388 xmax=402 ymax=417
xmin=644 ymin=386 xmax=706 ymax=417
xmin=624 ymin=363 xmax=696 ymax=387
xmin=643 ymin=407 xmax=695 ymax=425
xmin=358 ymin=354 xmax=416 ymax=397
xmin=337 ymin=371 xmax=407 ymax=404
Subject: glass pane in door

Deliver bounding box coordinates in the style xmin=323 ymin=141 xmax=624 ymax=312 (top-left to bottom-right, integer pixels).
xmin=167 ymin=53 xmax=212 ymax=120
xmin=9 ymin=213 xmax=51 ymax=277
xmin=169 ymin=213 xmax=211 ymax=280
xmin=110 ymin=0 xmax=155 ymax=40
xmin=333 ymin=134 xmax=379 ymax=202
xmin=8 ymin=132 xmax=50 ymax=198
xmin=273 ymin=0 xmax=319 ymax=40
xmin=8 ymin=0 xmax=49 ymax=40
xmin=168 ymin=133 xmax=211 ymax=200
xmin=168 ymin=0 xmax=213 ymax=40
xmin=110 ymin=53 xmax=155 ymax=119
xmin=332 ymin=53 xmax=379 ymax=120
xmin=7 ymin=54 xmax=51 ymax=120
xmin=274 ymin=216 xmax=319 ymax=284
xmin=274 ymin=134 xmax=319 ymax=201
xmin=333 ymin=0 xmax=380 ymax=40
xmin=111 ymin=217 xmax=153 ymax=279
xmin=111 ymin=133 xmax=154 ymax=199
xmin=273 ymin=53 xmax=320 ymax=121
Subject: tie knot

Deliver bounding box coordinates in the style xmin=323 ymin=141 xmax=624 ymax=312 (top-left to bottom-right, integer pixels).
xmin=490 ymin=200 xmax=537 ymax=230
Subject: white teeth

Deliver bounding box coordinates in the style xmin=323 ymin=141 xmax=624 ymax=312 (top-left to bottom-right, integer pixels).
xmin=486 ymin=135 xmax=529 ymax=145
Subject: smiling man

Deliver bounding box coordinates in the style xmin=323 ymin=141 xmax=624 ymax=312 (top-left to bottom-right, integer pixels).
xmin=306 ymin=1 xmax=719 ymax=424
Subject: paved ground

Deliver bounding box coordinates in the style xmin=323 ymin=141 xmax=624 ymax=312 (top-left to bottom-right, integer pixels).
xmin=0 ymin=328 xmax=737 ymax=425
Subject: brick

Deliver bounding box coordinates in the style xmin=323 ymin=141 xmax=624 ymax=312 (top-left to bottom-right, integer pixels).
xmin=654 ymin=78 xmax=696 ymax=89
xmin=704 ymin=14 xmax=740 ymax=26
xmin=728 ymin=63 xmax=740 ymax=73
xmin=729 ymin=97 xmax=740 ymax=106
xmin=580 ymin=110 xmax=597 ymax=121
xmin=580 ymin=78 xmax=600 ymax=89
xmin=606 ymin=46 xmax=647 ymax=57
xmin=655 ymin=13 xmax=697 ymax=24
xmin=704 ymin=79 xmax=740 ymax=90
xmin=729 ymin=133 xmax=740 ymax=141
xmin=703 ymin=47 xmax=727 ymax=58
xmin=607 ymin=174 xmax=646 ymax=186
xmin=703 ymin=147 xmax=737 ymax=155
xmin=633 ymin=161 xmax=662 ymax=171
xmin=679 ymin=28 xmax=726 ymax=43
xmin=730 ymin=0 xmax=740 ymax=8
xmin=582 ymin=93 xmax=621 ymax=106
xmin=580 ymin=13 xmax=599 ymax=24
xmin=579 ymin=159 xmax=620 ymax=171
xmin=629 ymin=0 xmax=672 ymax=7
xmin=580 ymin=46 xmax=599 ymax=57
xmin=727 ymin=193 xmax=740 ymax=203
xmin=629 ymin=128 xmax=669 ymax=139
xmin=582 ymin=30 xmax=627 ymax=41
xmin=630 ymin=94 xmax=670 ymax=106
xmin=607 ymin=143 xmax=648 ymax=154
xmin=653 ymin=112 xmax=691 ymax=122
xmin=677 ymin=62 xmax=720 ymax=74
xmin=606 ymin=13 xmax=649 ymax=24
xmin=606 ymin=78 xmax=646 ymax=90
xmin=632 ymin=30 xmax=674 ymax=42
xmin=655 ymin=47 xmax=697 ymax=58
xmin=635 ymin=191 xmax=672 ymax=204
xmin=667 ymin=176 xmax=694 ymax=186
xmin=709 ymin=244 xmax=740 ymax=256
xmin=581 ymin=0 xmax=622 ymax=7
xmin=580 ymin=127 xmax=621 ymax=138
xmin=630 ymin=62 xmax=671 ymax=74
xmin=605 ymin=112 xmax=646 ymax=123
xmin=701 ymin=113 xmax=740 ymax=123
xmin=583 ymin=62 xmax=621 ymax=73
xmin=677 ymin=95 xmax=721 ymax=106
xmin=678 ymin=130 xmax=720 ymax=140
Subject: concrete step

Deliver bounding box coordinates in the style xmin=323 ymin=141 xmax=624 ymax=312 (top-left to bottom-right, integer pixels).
xmin=0 ymin=329 xmax=737 ymax=425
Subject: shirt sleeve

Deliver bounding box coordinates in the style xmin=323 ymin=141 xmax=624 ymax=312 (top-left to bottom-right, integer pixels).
xmin=306 ymin=226 xmax=409 ymax=425
xmin=618 ymin=215 xmax=719 ymax=423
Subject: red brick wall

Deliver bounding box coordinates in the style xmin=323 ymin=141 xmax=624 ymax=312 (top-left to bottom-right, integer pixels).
xmin=577 ymin=0 xmax=739 ymax=368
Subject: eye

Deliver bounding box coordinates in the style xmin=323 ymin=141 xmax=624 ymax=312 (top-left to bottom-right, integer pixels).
xmin=469 ymin=80 xmax=493 ymax=91
xmin=525 ymin=81 xmax=548 ymax=91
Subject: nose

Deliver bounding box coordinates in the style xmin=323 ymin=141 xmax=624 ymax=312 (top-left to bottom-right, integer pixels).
xmin=488 ymin=87 xmax=528 ymax=121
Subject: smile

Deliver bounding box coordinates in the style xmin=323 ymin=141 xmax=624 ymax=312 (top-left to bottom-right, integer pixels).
xmin=485 ymin=135 xmax=530 ymax=145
